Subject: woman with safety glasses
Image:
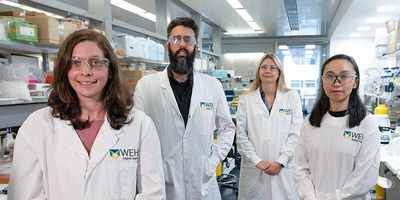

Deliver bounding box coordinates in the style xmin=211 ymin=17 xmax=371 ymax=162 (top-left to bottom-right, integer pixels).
xmin=236 ymin=53 xmax=302 ymax=200
xmin=8 ymin=29 xmax=165 ymax=200
xmin=294 ymin=54 xmax=380 ymax=199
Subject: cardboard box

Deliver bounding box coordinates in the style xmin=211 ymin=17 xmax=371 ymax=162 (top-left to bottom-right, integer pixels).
xmin=24 ymin=16 xmax=59 ymax=45
xmin=8 ymin=19 xmax=38 ymax=43
xmin=121 ymin=70 xmax=157 ymax=95
xmin=60 ymin=19 xmax=88 ymax=43
xmin=0 ymin=11 xmax=20 ymax=17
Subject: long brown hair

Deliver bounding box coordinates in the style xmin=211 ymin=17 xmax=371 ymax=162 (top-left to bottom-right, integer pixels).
xmin=48 ymin=29 xmax=133 ymax=130
xmin=248 ymin=53 xmax=290 ymax=92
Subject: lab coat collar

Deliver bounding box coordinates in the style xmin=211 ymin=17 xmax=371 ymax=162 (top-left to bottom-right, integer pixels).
xmin=161 ymin=67 xmax=182 ymax=117
xmin=86 ymin=115 xmax=121 ymax=176
xmin=188 ymin=71 xmax=203 ymax=120
xmin=253 ymin=87 xmax=283 ymax=117
xmin=56 ymin=115 xmax=121 ymax=177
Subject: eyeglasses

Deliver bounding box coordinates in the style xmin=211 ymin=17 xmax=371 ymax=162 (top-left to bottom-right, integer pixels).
xmin=168 ymin=35 xmax=197 ymax=46
xmin=71 ymin=57 xmax=110 ymax=71
xmin=259 ymin=64 xmax=278 ymax=72
xmin=321 ymin=73 xmax=357 ymax=85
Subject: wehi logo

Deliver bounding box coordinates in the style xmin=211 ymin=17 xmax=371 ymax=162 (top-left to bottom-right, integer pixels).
xmin=278 ymin=108 xmax=292 ymax=115
xmin=342 ymin=130 xmax=364 ymax=143
xmin=109 ymin=149 xmax=138 ymax=160
xmin=200 ymin=102 xmax=213 ymax=110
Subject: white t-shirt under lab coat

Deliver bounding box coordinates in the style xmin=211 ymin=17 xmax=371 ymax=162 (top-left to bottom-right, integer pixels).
xmin=8 ymin=107 xmax=165 ymax=200
xmin=294 ymin=113 xmax=380 ymax=200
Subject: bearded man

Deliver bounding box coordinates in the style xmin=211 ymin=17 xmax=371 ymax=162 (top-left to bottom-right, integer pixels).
xmin=134 ymin=17 xmax=235 ymax=200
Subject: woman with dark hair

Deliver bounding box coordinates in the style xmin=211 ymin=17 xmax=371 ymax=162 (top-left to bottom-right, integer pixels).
xmin=236 ymin=53 xmax=302 ymax=199
xmin=294 ymin=54 xmax=380 ymax=199
xmin=8 ymin=29 xmax=165 ymax=200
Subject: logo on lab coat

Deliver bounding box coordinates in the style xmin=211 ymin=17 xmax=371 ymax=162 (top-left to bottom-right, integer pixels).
xmin=278 ymin=108 xmax=292 ymax=115
xmin=342 ymin=131 xmax=364 ymax=143
xmin=109 ymin=149 xmax=138 ymax=160
xmin=200 ymin=102 xmax=213 ymax=110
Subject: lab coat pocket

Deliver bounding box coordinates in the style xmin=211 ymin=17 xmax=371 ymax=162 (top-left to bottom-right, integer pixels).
xmin=109 ymin=162 xmax=137 ymax=200
xmin=198 ymin=109 xmax=215 ymax=135
xmin=278 ymin=114 xmax=291 ymax=133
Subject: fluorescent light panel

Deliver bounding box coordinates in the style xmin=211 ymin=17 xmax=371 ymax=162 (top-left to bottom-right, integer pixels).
xmin=247 ymin=21 xmax=261 ymax=31
xmin=236 ymin=9 xmax=253 ymax=21
xmin=0 ymin=0 xmax=63 ymax=19
xmin=225 ymin=0 xmax=262 ymax=32
xmin=226 ymin=0 xmax=243 ymax=9
xmin=111 ymin=0 xmax=156 ymax=22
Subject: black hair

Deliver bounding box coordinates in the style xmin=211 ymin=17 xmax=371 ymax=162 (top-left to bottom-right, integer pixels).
xmin=167 ymin=17 xmax=199 ymax=41
xmin=309 ymin=54 xmax=367 ymax=128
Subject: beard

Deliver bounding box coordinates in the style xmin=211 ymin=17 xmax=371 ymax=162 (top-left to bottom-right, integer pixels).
xmin=168 ymin=47 xmax=196 ymax=75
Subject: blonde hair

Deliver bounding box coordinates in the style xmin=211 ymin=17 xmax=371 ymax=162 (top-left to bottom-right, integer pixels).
xmin=248 ymin=53 xmax=290 ymax=92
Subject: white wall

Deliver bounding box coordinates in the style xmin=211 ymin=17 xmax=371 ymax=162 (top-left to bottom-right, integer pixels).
xmin=329 ymin=37 xmax=376 ymax=96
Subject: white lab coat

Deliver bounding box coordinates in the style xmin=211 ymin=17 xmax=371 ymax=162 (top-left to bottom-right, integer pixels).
xmin=134 ymin=68 xmax=235 ymax=200
xmin=236 ymin=88 xmax=303 ymax=200
xmin=294 ymin=113 xmax=380 ymax=200
xmin=8 ymin=107 xmax=165 ymax=200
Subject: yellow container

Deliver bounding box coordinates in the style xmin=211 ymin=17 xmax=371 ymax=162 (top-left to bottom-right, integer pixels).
xmin=216 ymin=161 xmax=222 ymax=177
xmin=375 ymin=184 xmax=385 ymax=199
xmin=374 ymin=104 xmax=389 ymax=115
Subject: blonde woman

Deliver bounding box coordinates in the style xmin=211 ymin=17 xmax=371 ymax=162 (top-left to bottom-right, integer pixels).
xmin=236 ymin=53 xmax=302 ymax=199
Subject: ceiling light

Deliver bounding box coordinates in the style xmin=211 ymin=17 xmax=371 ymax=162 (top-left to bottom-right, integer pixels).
xmin=226 ymin=0 xmax=243 ymax=9
xmin=0 ymin=0 xmax=21 ymax=7
xmin=281 ymin=50 xmax=291 ymax=55
xmin=111 ymin=0 xmax=146 ymax=14
xmin=236 ymin=9 xmax=253 ymax=21
xmin=305 ymin=44 xmax=315 ymax=49
xmin=356 ymin=26 xmax=370 ymax=31
xmin=247 ymin=21 xmax=261 ymax=31
xmin=111 ymin=0 xmax=156 ymax=22
xmin=365 ymin=17 xmax=391 ymax=24
xmin=377 ymin=5 xmax=396 ymax=12
xmin=0 ymin=0 xmax=63 ymax=19
xmin=138 ymin=12 xmax=156 ymax=22
xmin=279 ymin=45 xmax=289 ymax=50
xmin=350 ymin=33 xmax=362 ymax=37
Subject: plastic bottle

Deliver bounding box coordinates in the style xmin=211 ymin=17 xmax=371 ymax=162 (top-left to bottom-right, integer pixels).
xmin=374 ymin=104 xmax=389 ymax=115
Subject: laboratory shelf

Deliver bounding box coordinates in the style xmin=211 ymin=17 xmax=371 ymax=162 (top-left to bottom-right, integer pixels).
xmin=0 ymin=98 xmax=47 ymax=129
xmin=0 ymin=40 xmax=59 ymax=54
